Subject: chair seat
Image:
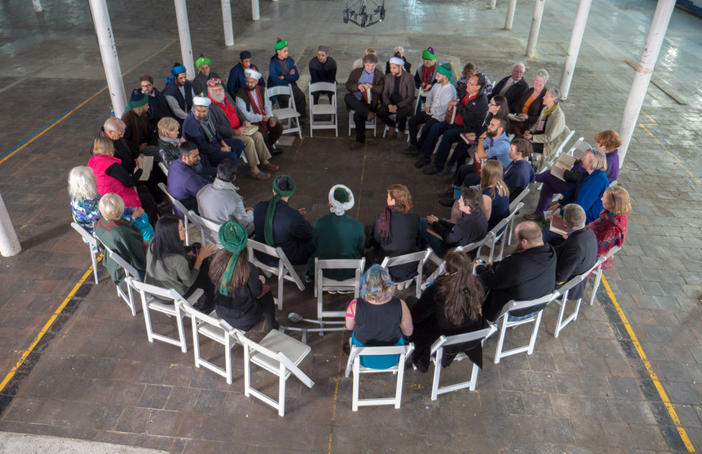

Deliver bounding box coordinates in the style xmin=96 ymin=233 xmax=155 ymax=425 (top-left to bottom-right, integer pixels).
xmin=272 ymin=107 xmax=299 ymax=119
xmin=251 ymin=329 xmax=311 ymax=374
xmin=321 ymin=276 xmax=356 ymax=290
xmin=312 ymin=105 xmax=336 ymax=115
xmin=147 ymin=299 xmax=178 ymax=315
xmin=198 ymin=323 xmax=227 ymax=344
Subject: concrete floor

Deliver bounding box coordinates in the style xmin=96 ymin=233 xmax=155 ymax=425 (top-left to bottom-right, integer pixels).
xmin=1 ymin=0 xmax=701 ymax=452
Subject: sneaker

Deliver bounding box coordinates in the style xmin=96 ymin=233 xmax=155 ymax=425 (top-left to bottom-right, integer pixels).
xmin=414 ymin=156 xmax=430 ymax=168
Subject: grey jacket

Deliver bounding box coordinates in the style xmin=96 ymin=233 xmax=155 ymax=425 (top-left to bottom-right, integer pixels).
xmin=196 ymin=178 xmax=254 ymax=243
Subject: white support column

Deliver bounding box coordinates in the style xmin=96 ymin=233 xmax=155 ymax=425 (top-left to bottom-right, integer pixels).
xmin=174 ymin=0 xmax=195 ymax=79
xmin=526 ymin=0 xmax=546 ymax=57
xmin=221 ymin=0 xmax=234 ymax=46
xmin=505 ymin=0 xmax=517 ymax=30
xmin=558 ymin=0 xmax=592 ymax=99
xmin=88 ymin=0 xmax=127 ymax=116
xmin=0 ymin=194 xmax=21 ymax=257
xmin=489 ymin=0 xmax=497 ymax=9
xmin=252 ymin=0 xmax=260 ymax=21
xmin=619 ymin=0 xmax=676 ymax=168
xmin=32 ymin=0 xmax=42 ymax=12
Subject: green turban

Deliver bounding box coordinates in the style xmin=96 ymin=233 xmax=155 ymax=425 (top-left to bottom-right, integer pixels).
xmin=195 ymin=56 xmax=211 ymax=69
xmin=422 ymin=48 xmax=436 ymax=60
xmin=264 ymin=175 xmax=296 ymax=246
xmin=274 ymin=39 xmax=288 ymax=51
xmin=217 ymin=221 xmax=249 ymax=296
xmin=437 ymin=62 xmax=453 ymax=81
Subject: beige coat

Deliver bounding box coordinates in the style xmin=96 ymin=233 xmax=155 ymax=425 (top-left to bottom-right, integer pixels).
xmin=529 ymin=104 xmax=569 ymax=164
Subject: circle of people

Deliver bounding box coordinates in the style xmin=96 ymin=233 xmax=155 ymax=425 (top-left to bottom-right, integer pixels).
xmin=68 ymin=38 xmax=633 ymax=371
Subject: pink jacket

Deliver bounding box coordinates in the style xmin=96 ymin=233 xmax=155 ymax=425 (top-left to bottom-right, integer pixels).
xmin=88 ymin=155 xmax=142 ymax=208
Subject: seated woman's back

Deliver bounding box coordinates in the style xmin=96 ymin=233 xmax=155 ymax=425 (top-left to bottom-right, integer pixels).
xmin=480 ymin=160 xmax=511 ymax=230
xmin=353 ymin=296 xmax=403 ymax=345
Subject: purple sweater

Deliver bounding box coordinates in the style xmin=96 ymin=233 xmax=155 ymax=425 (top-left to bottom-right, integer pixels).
xmin=606 ymin=150 xmax=620 ymax=183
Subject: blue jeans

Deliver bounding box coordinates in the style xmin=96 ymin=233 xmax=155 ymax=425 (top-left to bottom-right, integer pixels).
xmin=420 ymin=121 xmax=454 ymax=158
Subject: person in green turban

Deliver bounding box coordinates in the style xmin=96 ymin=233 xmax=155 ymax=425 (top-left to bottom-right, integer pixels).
xmin=121 ymin=88 xmax=151 ymax=152
xmin=210 ymin=220 xmax=279 ymax=331
xmin=193 ymin=54 xmax=221 ymax=95
xmin=267 ymin=38 xmax=307 ymax=118
xmin=414 ymin=46 xmax=438 ymax=106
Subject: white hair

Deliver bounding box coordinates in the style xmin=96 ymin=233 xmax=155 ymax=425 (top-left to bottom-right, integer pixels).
xmin=68 ymin=166 xmax=98 ymax=200
xmin=535 ymin=68 xmax=550 ymax=83
xmin=98 ymin=193 xmax=125 ymax=221
xmin=103 ymin=117 xmax=126 ymax=132
xmin=512 ymin=62 xmax=526 ymax=71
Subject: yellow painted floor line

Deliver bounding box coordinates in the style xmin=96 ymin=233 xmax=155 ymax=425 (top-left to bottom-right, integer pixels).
xmin=602 ymin=275 xmax=696 ymax=452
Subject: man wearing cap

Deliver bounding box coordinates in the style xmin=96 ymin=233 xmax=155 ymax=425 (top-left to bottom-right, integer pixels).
xmin=122 ymin=88 xmax=151 ymax=153
xmin=306 ymin=185 xmax=364 ymax=282
xmin=207 ymin=77 xmax=277 ymax=181
xmin=227 ymin=51 xmax=264 ymax=99
xmin=308 ymin=46 xmax=337 ymax=104
xmin=377 ymin=56 xmax=415 ymax=140
xmin=414 ymin=47 xmax=438 ymax=111
xmin=182 ymin=95 xmax=244 ymax=167
xmin=235 ymin=69 xmax=284 ymax=154
xmin=163 ymin=62 xmax=196 ymax=121
xmin=140 ymin=75 xmax=171 ymax=142
xmin=192 ymin=55 xmax=221 ymax=96
xmin=253 ymin=175 xmax=314 ymax=267
xmin=406 ymin=62 xmax=456 ymax=155
xmin=268 ymin=39 xmax=307 ymax=118
xmin=344 ymin=53 xmax=385 ymax=149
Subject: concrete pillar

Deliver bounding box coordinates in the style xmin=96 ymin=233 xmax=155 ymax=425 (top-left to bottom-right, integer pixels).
xmin=526 ymin=0 xmax=546 ymax=57
xmin=174 ymin=0 xmax=195 ymax=79
xmin=489 ymin=0 xmax=497 ymax=9
xmin=505 ymin=0 xmax=517 ymax=30
xmin=619 ymin=0 xmax=676 ymax=168
xmin=32 ymin=0 xmax=42 ymax=12
xmin=221 ymin=0 xmax=234 ymax=46
xmin=88 ymin=0 xmax=127 ymax=116
xmin=252 ymin=0 xmax=260 ymax=20
xmin=0 ymin=194 xmax=21 ymax=257
xmin=558 ymin=0 xmax=592 ymax=99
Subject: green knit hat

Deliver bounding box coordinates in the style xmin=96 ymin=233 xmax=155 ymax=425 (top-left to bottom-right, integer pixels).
xmin=217 ymin=221 xmax=249 ymax=296
xmin=437 ymin=62 xmax=452 ymax=79
xmin=264 ymin=175 xmax=296 ymax=245
xmin=195 ymin=55 xmax=211 ymax=69
xmin=274 ymin=38 xmax=288 ymax=51
xmin=422 ymin=47 xmax=436 ymax=60
xmin=125 ymin=88 xmax=148 ymax=114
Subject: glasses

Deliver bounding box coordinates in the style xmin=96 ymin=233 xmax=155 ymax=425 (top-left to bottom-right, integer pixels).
xmin=488 ymin=102 xmax=497 ymax=106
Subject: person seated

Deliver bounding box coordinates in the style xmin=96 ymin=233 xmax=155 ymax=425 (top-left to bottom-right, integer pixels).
xmin=422 ymin=188 xmax=488 ymax=258
xmin=145 ymin=215 xmax=217 ymax=312
xmin=413 ymin=46 xmax=438 ymax=111
xmin=306 ymin=185 xmax=364 ymax=282
xmin=157 ymin=117 xmax=216 ymax=181
xmin=475 ymin=221 xmax=557 ymax=321
xmin=405 ymin=62 xmax=456 ymax=156
xmin=351 ymin=48 xmax=377 ymax=70
xmin=207 ymin=77 xmax=276 ymax=181
xmin=308 ymin=45 xmax=337 ymax=103
xmin=523 ymin=87 xmax=569 ymax=167
xmin=140 ymin=75 xmax=171 ymax=143
xmin=490 ymin=62 xmax=529 ymax=113
xmin=587 ymin=186 xmax=631 ymax=270
xmin=344 ymin=54 xmax=385 ymax=149
xmin=594 ymin=129 xmax=621 ymax=183
xmin=267 ymin=38 xmax=307 ymax=118
xmin=94 ymin=193 xmax=146 ymax=284
xmin=102 ymin=117 xmax=138 ymax=174
xmin=368 ymin=184 xmax=422 ymax=282
xmin=503 ymin=137 xmax=535 ymax=201
xmin=163 ymin=62 xmax=195 ymax=122
xmin=409 ymin=250 xmax=486 ymax=372
xmin=345 ymin=265 xmax=413 ymax=369
xmin=456 ymin=62 xmax=479 ymax=100
xmin=510 ymin=68 xmax=549 ymax=136
xmin=235 ymin=69 xmax=284 ymax=155
xmin=121 ymin=89 xmax=151 ymax=153
xmin=478 ymin=160 xmax=511 ymax=230
xmin=167 ymin=142 xmax=208 ymax=216
xmin=182 ymin=95 xmax=244 ymax=167
xmin=253 ymin=175 xmax=314 ymax=266
xmin=210 ymin=221 xmax=279 ymax=331
xmin=377 ymin=56 xmax=415 ymax=140
xmin=227 ymin=50 xmax=265 ymax=99
xmin=197 ymin=160 xmax=255 ymax=239
xmin=384 ymin=46 xmax=411 ymax=75
xmin=553 ymin=204 xmax=598 ymax=300
xmin=192 ymin=55 xmax=221 ymax=95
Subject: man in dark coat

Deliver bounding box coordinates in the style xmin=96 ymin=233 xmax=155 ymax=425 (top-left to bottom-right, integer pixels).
xmin=344 ymin=53 xmax=385 ymax=148
xmin=490 ymin=63 xmax=529 ymax=113
xmin=121 ymin=89 xmax=151 ymax=153
xmin=227 ymin=50 xmax=265 ymax=99
xmin=163 ymin=63 xmax=195 ymax=122
xmin=377 ymin=56 xmax=415 ymax=140
xmin=140 ymin=75 xmax=171 ymax=144
xmin=476 ymin=221 xmax=557 ymax=321
xmin=308 ymin=45 xmax=337 ymax=104
xmin=554 ymin=204 xmax=598 ymax=299
xmin=182 ymin=95 xmax=244 ymax=167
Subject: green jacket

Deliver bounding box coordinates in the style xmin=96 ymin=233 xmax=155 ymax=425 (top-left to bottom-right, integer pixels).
xmin=308 ymin=213 xmax=365 ymax=280
xmin=95 ymin=218 xmax=145 ymax=284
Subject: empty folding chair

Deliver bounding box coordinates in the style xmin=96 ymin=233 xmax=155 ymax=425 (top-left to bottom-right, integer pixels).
xmin=234 ymin=329 xmax=314 ymax=417
xmin=267 ymin=85 xmax=302 ymax=138
xmin=158 ymin=182 xmax=196 ymax=246
xmin=493 ymin=291 xmax=560 ymax=364
xmin=429 ymin=325 xmax=497 ymax=400
xmin=344 ymin=339 xmax=415 ymax=411
xmin=188 ymin=210 xmax=222 ymax=247
xmin=477 ymin=202 xmax=524 ymax=263
xmin=380 ymin=249 xmax=431 ymax=298
xmin=247 ymin=238 xmax=305 ymax=311
xmin=507 ymin=188 xmax=530 ymax=245
xmin=348 ymin=111 xmax=377 ymax=137
xmin=567 ymin=136 xmax=588 ymax=158
xmin=70 ymin=222 xmax=101 ymax=284
xmin=553 ymin=261 xmax=601 ymax=338
xmin=100 ymin=244 xmax=140 ymax=316
xmin=588 ymin=246 xmax=621 ymax=306
xmin=308 ymin=82 xmax=338 ymax=137
xmin=314 ymin=258 xmax=365 ymax=320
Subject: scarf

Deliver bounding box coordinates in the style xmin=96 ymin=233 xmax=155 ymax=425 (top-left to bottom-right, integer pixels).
xmin=159 ymin=136 xmax=180 ymax=146
xmin=376 ymin=206 xmax=394 ymax=240
xmin=218 ymin=221 xmax=248 ymax=296
xmin=264 ymin=175 xmax=296 ymax=246
xmin=197 ymin=115 xmax=216 ymax=142
xmin=541 ymin=103 xmax=558 ymax=120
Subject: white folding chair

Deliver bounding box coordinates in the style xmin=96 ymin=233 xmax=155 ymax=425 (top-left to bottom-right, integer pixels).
xmin=267 ymin=85 xmax=302 ymax=139
xmin=158 ymin=182 xmax=195 ymax=246
xmin=348 ymin=110 xmax=377 ymax=137
xmin=493 ymin=292 xmax=560 ymax=364
xmin=188 ymin=210 xmax=222 ymax=248
xmin=537 ymin=129 xmax=575 ymax=173
xmin=422 ymin=240 xmax=485 ymax=291
xmin=70 ymin=222 xmax=101 ymax=284
xmin=100 ymin=244 xmax=140 ymax=316
xmin=247 ymin=238 xmax=305 ymax=311
xmin=553 ymin=261 xmax=601 ymax=338
xmin=234 ymin=329 xmax=314 ymax=417
xmin=588 ymin=246 xmax=621 ymax=306
xmin=380 ymin=249 xmax=431 ymax=299
xmin=430 ymin=325 xmax=497 ymax=400
xmin=507 ymin=188 xmax=530 ymax=245
xmin=308 ymin=82 xmax=338 ymax=137
xmin=477 ymin=202 xmax=525 ymax=263
xmin=567 ymin=136 xmax=588 ymax=158
xmin=158 ymin=161 xmax=169 ymax=177
xmin=127 ymin=278 xmax=203 ymax=352
xmin=180 ymin=300 xmax=240 ymax=384
xmin=344 ymin=339 xmax=414 ymax=411
xmin=314 ymin=258 xmax=365 ymax=320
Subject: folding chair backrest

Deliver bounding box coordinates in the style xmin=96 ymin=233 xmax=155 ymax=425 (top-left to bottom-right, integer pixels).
xmin=188 ymin=210 xmax=222 ymax=247
xmin=309 ymin=82 xmax=337 ymax=101
xmin=316 ymin=258 xmax=365 ymax=296
xmin=267 ymin=85 xmax=293 ymax=99
xmin=432 ymin=326 xmax=496 ymax=353
xmin=129 ymin=278 xmax=179 ymax=302
xmin=499 ymin=291 xmax=560 ymax=319
xmin=158 ymin=183 xmax=189 ymax=219
xmin=247 ymin=238 xmax=305 ymax=310
xmin=158 ymin=161 xmax=169 ymax=177
xmin=71 ymin=222 xmax=98 ymax=249
xmin=380 ymin=249 xmax=431 ymax=298
xmin=102 ymin=244 xmax=140 ymax=281
xmin=570 ymin=137 xmax=591 ymax=159
xmin=509 ymin=187 xmax=530 ymax=212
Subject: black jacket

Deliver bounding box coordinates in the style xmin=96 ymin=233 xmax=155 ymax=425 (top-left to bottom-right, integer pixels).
xmin=515 ymin=87 xmax=546 ymax=130
xmin=456 ymin=90 xmax=489 ymax=134
xmin=253 ymin=199 xmax=314 ymax=266
xmin=371 ymin=210 xmax=422 ymax=281
xmin=491 ymin=76 xmax=529 ymax=113
xmin=431 ymin=211 xmax=488 ymax=249
xmin=555 ymin=228 xmax=598 ymax=299
xmin=477 ymin=244 xmax=557 ymax=321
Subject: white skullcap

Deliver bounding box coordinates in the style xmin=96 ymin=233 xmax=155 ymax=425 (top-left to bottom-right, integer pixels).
xmin=393 ymin=46 xmax=405 ymax=55
xmin=193 ymin=96 xmax=211 ymax=107
xmin=328 ymin=184 xmax=355 ymax=216
xmin=244 ymin=68 xmax=262 ymax=80
xmin=389 ymin=57 xmax=404 ymax=67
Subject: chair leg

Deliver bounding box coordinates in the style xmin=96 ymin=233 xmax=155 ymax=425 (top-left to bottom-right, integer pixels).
xmin=278 ymin=363 xmax=286 ymax=417
xmin=395 ymin=355 xmax=406 ymax=409
xmin=176 ymin=310 xmax=187 ymax=353
xmin=225 ymin=336 xmax=232 ymax=385
xmin=126 ymin=284 xmax=136 ymax=316
xmin=589 ymin=269 xmax=603 ymax=306
xmin=555 ymin=296 xmax=568 ymax=338
xmin=352 ymin=359 xmax=360 ymax=411
xmin=191 ymin=317 xmax=201 ymax=367
xmin=142 ymin=301 xmax=155 ymax=344
xmin=276 ymin=270 xmax=284 ymax=311
xmin=469 ymin=363 xmax=480 ymax=391
xmin=243 ymin=346 xmax=251 ymax=397
xmin=527 ymin=311 xmax=544 ymax=355
xmin=90 ymin=246 xmax=99 ymax=284
xmin=494 ymin=317 xmax=508 ymax=364
xmin=184 ymin=217 xmax=190 ymax=246
xmin=431 ymin=349 xmax=443 ymax=401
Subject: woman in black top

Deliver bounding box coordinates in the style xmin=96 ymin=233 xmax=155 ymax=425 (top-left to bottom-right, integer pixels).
xmin=409 ymin=250 xmax=486 ymax=372
xmin=209 ymin=221 xmax=278 ymax=331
